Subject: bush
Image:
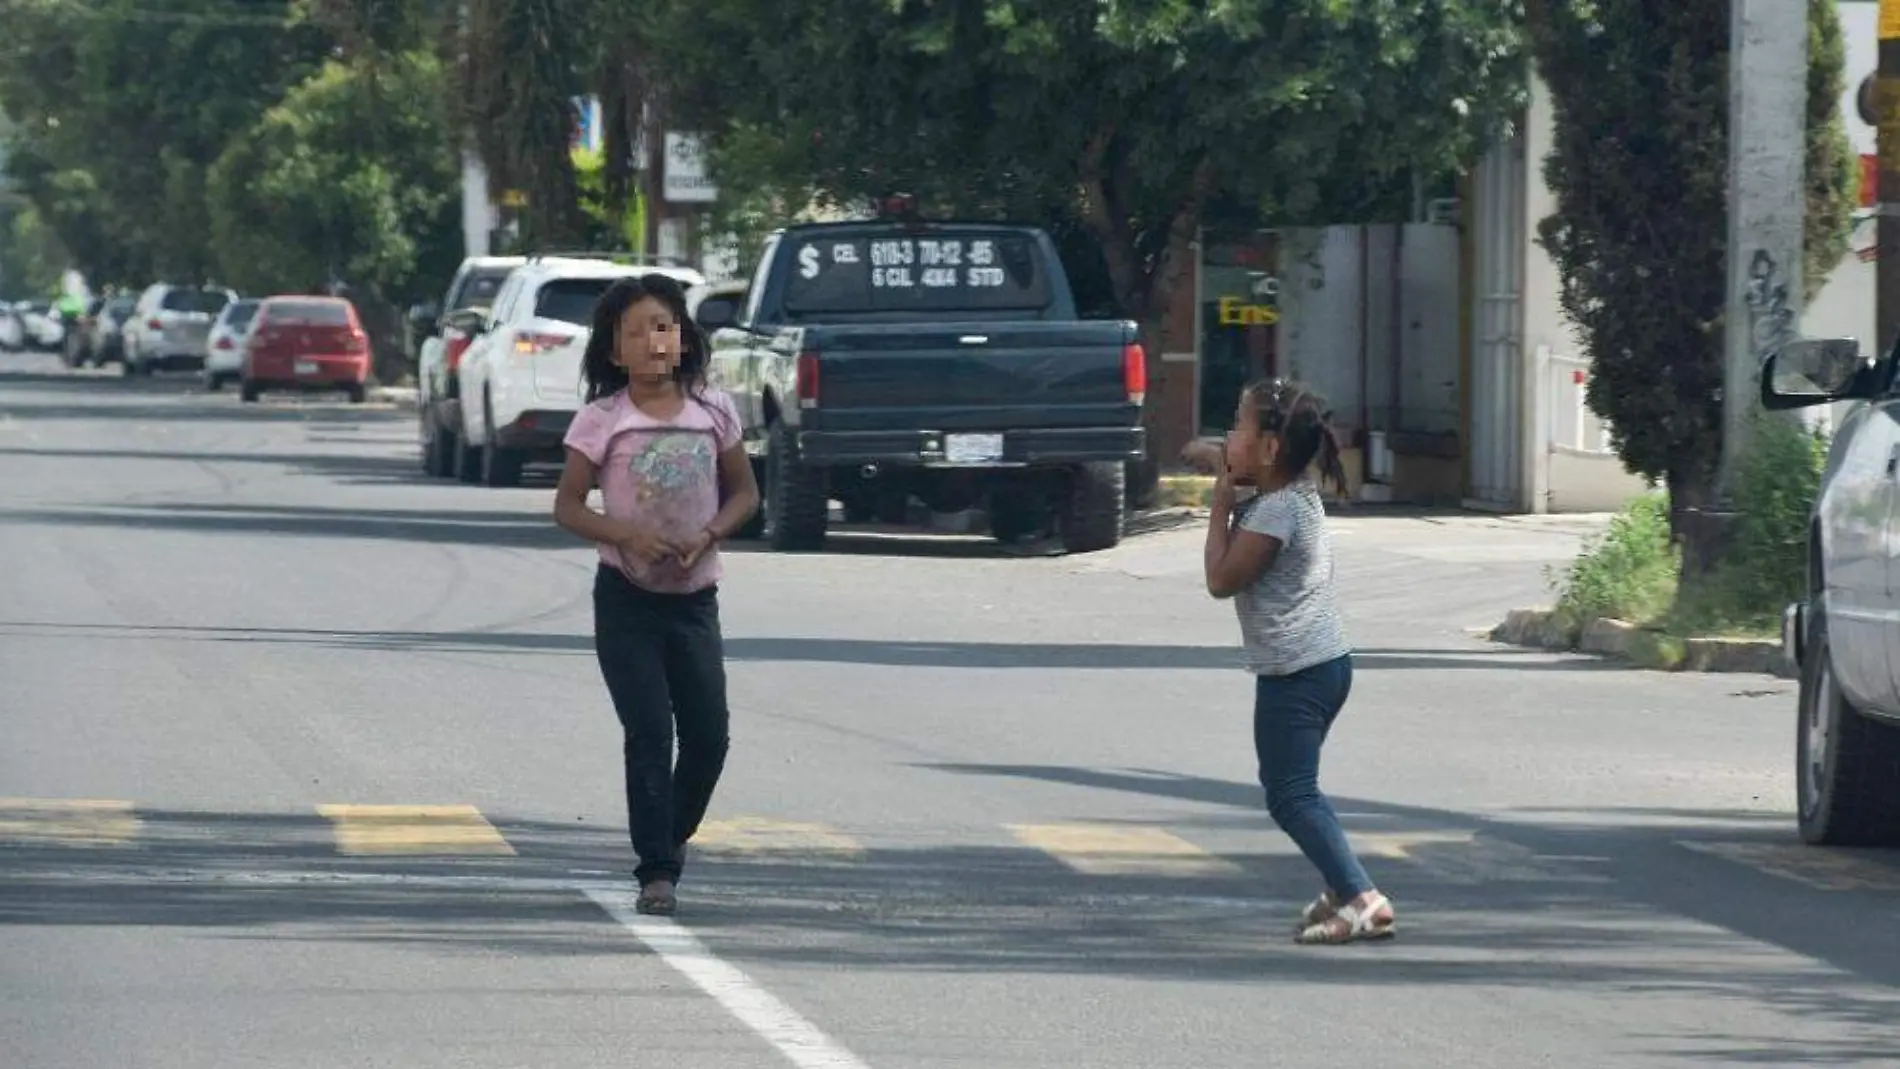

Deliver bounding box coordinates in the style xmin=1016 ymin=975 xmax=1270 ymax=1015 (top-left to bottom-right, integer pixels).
xmin=1549 ymin=490 xmax=1677 ymax=640
xmin=1545 ymin=415 xmax=1827 ymax=641
xmin=1685 ymin=414 xmax=1828 ymax=633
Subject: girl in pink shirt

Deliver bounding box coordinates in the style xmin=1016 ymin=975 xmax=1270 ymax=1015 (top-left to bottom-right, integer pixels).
xmin=553 ymin=273 xmax=761 ymax=916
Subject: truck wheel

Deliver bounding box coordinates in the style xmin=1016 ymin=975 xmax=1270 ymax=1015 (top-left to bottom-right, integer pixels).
xmin=1797 ymin=611 xmax=1900 ymax=846
xmin=766 ymin=424 xmax=828 ymax=551
xmin=734 ymin=458 xmax=768 ymax=539
xmin=1059 ymin=461 xmax=1126 ymax=554
xmin=424 ymin=419 xmax=457 ymax=478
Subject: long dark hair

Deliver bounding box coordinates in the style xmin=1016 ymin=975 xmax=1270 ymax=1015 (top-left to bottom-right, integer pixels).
xmin=1244 ymin=378 xmax=1349 ymax=497
xmin=580 ymin=273 xmax=712 ymax=404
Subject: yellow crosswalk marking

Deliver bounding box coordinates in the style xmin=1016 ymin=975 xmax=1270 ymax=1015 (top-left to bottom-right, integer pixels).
xmin=690 ymin=817 xmax=864 ymax=858
xmin=1006 ymin=822 xmax=1244 ymax=877
xmin=0 ymin=798 xmax=142 ymax=846
xmin=316 ymin=804 xmax=515 ymax=856
xmin=1679 ymin=840 xmax=1900 ymax=892
xmin=1352 ymin=829 xmax=1478 ymax=860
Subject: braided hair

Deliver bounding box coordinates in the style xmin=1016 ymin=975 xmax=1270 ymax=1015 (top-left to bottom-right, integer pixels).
xmin=1243 ymin=378 xmax=1349 ymax=497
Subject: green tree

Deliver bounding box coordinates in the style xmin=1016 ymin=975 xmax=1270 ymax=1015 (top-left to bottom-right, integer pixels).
xmin=206 ymin=51 xmax=463 ymax=380
xmin=457 ymin=0 xmax=604 ymax=247
xmin=1529 ymin=0 xmax=1856 ymax=583
xmin=0 ymin=0 xmax=332 ymax=281
xmin=625 ymin=0 xmax=1526 ymax=489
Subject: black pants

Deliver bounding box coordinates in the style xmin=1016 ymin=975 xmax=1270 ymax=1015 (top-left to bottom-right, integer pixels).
xmin=592 ymin=564 xmax=731 ymax=887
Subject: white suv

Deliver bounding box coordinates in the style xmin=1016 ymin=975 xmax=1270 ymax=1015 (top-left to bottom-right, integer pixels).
xmin=451 ymin=256 xmax=705 ymax=486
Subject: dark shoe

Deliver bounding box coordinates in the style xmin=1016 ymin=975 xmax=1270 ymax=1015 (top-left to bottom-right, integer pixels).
xmin=635 ymin=878 xmax=677 ymax=916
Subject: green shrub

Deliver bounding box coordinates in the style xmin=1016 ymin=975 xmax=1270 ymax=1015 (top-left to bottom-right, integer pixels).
xmin=1544 ymin=414 xmax=1827 ymax=642
xmin=1548 ymin=490 xmax=1677 ymax=641
xmin=1683 ymin=414 xmax=1827 ymax=633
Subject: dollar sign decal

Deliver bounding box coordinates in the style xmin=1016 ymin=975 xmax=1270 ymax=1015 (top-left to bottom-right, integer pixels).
xmin=798 ymin=244 xmax=821 ymax=279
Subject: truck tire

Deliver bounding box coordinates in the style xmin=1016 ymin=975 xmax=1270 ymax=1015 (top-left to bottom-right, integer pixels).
xmin=1797 ymin=611 xmax=1900 ymax=846
xmin=1059 ymin=461 xmax=1125 ymax=554
xmin=766 ymin=424 xmax=828 ymax=551
xmin=735 ymin=458 xmax=768 ymax=539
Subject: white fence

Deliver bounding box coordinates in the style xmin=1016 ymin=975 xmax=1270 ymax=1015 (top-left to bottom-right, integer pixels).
xmin=1542 ymin=349 xmax=1614 ymax=455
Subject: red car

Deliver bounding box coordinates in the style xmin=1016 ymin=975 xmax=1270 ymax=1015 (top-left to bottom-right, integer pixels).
xmin=240 ymin=296 xmax=372 ymax=403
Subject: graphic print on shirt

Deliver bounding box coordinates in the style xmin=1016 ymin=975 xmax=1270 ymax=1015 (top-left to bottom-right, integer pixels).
xmin=630 ymin=430 xmax=715 ymax=506
xmin=615 ymin=426 xmax=719 ymax=590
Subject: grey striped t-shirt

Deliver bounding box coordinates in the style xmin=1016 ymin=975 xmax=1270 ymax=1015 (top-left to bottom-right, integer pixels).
xmin=1233 ymin=477 xmax=1351 ymax=676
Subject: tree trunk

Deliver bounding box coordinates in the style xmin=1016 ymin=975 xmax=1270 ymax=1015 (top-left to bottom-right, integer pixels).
xmin=1076 ymin=140 xmax=1214 ymax=511
xmin=1667 ymin=467 xmax=1729 ymax=605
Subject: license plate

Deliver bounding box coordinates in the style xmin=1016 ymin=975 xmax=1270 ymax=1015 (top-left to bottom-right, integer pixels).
xmin=944 ymin=433 xmax=1004 ymax=465
xmin=294 ymin=360 xmax=319 ymax=375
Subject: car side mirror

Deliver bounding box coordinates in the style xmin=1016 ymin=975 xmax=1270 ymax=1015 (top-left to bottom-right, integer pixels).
xmin=408 ymin=302 xmax=441 ymax=333
xmin=695 ymin=296 xmax=740 ymax=332
xmin=1762 ymin=338 xmax=1877 ymax=410
xmin=443 ymin=307 xmax=489 ymax=335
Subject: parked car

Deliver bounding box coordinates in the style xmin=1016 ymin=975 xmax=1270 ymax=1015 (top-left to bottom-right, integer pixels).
xmin=85 ymin=295 xmax=139 ymax=367
xmin=704 ymin=215 xmax=1148 ymax=553
xmin=414 ymin=255 xmax=526 ymax=477
xmin=122 ymin=284 xmax=238 ymax=376
xmin=15 ymin=300 xmax=64 ymax=351
xmin=1766 ymin=335 xmax=1900 ymax=846
xmin=0 ymin=304 xmax=24 ymax=351
xmin=445 ymin=255 xmax=705 ymax=486
xmin=202 ymin=298 xmax=261 ymax=390
xmin=239 ymin=295 xmax=371 ymax=403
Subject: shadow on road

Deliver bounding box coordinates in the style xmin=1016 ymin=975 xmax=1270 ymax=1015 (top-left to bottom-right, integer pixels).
xmin=1 ymin=791 xmax=1897 ymax=1062
xmin=0 ymin=617 xmax=1638 ymax=673
xmin=0 ymin=497 xmax=1077 ymax=560
xmin=0 ymin=368 xmax=408 ymax=424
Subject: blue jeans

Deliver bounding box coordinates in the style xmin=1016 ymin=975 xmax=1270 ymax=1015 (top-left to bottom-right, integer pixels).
xmin=1253 ymin=653 xmax=1375 ymax=901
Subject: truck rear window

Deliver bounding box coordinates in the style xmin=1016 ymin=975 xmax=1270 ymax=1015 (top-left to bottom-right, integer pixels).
xmin=780 ymin=231 xmax=1052 ymax=314
xmin=534 ymin=279 xmax=617 ymax=326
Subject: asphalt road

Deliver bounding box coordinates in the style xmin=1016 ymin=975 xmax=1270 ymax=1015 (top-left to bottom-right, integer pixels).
xmin=3 ymin=353 xmax=1898 ymax=1069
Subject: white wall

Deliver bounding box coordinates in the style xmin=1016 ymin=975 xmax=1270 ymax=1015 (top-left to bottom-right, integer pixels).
xmin=1275 ymin=223 xmax=1462 ymax=440
xmin=1803 ymin=1 xmax=1878 ymax=353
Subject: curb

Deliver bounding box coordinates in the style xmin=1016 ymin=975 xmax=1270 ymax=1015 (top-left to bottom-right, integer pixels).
xmin=1489 ymin=608 xmax=1793 ymax=677
xmin=369 ymin=385 xmax=419 ymax=408
xmin=1126 ymin=505 xmax=1204 ymax=537
xmin=1157 ymin=474 xmax=1216 ymax=509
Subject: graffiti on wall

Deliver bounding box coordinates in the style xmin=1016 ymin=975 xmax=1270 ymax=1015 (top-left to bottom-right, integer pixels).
xmin=1744 ymin=248 xmax=1797 ymax=364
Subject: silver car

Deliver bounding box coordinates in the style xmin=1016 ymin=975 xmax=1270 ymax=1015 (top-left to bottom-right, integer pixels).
xmin=121 ymin=284 xmax=239 ymax=376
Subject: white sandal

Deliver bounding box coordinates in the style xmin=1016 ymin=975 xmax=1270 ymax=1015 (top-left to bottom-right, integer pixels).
xmin=1296 ymin=892 xmax=1396 ymax=945
xmin=1295 ymin=890 xmax=1340 ymax=931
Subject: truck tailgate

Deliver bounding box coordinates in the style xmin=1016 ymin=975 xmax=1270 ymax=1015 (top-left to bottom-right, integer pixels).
xmin=807 ymin=321 xmax=1135 ymax=431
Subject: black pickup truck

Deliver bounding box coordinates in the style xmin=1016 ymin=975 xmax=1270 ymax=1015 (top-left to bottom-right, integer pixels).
xmin=701 ymin=219 xmax=1147 ymax=553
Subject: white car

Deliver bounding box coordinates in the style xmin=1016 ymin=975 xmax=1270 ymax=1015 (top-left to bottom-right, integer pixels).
xmin=415 ymin=255 xmax=525 ymax=478
xmin=122 ymin=284 xmax=239 ymax=376
xmin=451 ymin=256 xmax=705 ymax=486
xmin=202 ymin=298 xmax=261 ymax=390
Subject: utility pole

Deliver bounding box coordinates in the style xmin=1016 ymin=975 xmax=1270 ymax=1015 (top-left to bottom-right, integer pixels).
xmin=1716 ymin=0 xmax=1810 ymax=507
xmin=1879 ymin=0 xmax=1900 ymax=354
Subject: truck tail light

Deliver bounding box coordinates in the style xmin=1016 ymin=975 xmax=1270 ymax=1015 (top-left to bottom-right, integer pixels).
xmin=796 ymin=350 xmax=820 ymax=408
xmin=1123 ymin=341 xmax=1147 ymax=405
xmin=445 ymin=333 xmax=473 ymax=372
xmin=513 ymin=331 xmax=571 ymax=355
xmin=147 ymin=318 xmax=163 ymax=331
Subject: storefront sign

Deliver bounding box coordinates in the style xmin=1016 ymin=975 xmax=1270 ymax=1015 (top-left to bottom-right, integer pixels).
xmin=1217 ymin=295 xmax=1279 ymax=326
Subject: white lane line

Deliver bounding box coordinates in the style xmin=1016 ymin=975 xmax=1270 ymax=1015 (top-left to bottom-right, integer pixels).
xmin=584 ymin=887 xmax=872 ymax=1069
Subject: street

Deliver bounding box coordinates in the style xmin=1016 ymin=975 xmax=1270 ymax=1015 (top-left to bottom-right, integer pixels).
xmin=3 ymin=355 xmax=1899 ymax=1068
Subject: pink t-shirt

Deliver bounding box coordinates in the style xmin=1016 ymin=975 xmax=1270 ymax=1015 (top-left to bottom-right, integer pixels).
xmin=563 ymin=388 xmax=744 ymax=594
